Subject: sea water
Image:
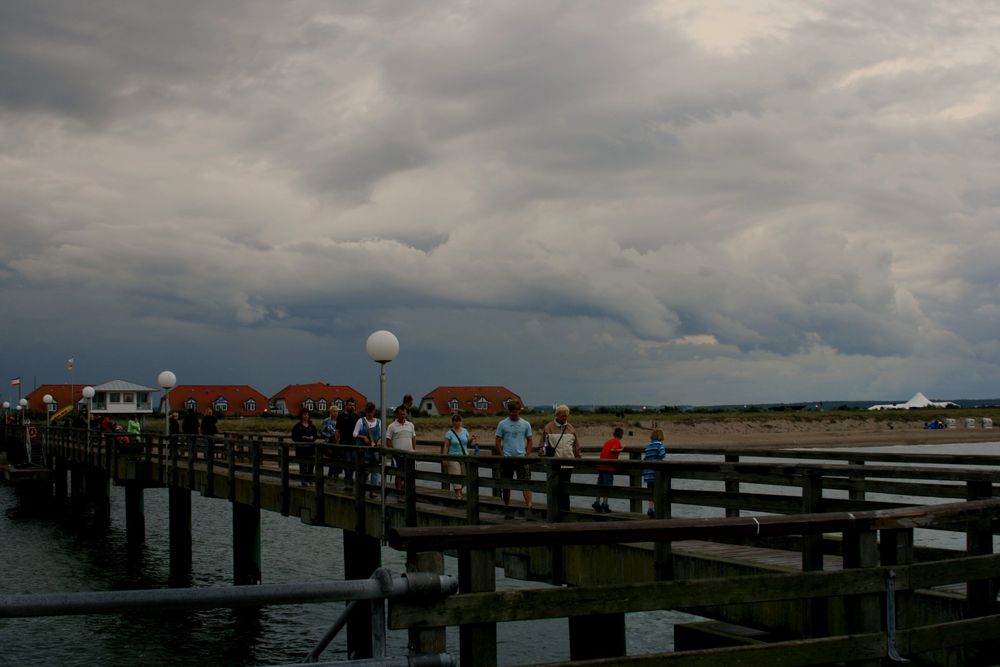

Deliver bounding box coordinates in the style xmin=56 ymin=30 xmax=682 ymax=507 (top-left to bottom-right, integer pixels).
xmin=0 ymin=481 xmax=695 ymax=666
xmin=5 ymin=441 xmax=993 ymax=665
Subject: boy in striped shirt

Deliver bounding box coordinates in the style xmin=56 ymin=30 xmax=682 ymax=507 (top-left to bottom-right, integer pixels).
xmin=642 ymin=429 xmax=666 ymax=518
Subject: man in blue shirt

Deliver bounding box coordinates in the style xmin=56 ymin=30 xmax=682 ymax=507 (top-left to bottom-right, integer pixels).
xmin=495 ymin=400 xmax=534 ymax=512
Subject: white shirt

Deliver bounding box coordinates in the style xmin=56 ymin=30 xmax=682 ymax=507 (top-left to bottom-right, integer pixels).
xmin=386 ymin=420 xmax=416 ymax=451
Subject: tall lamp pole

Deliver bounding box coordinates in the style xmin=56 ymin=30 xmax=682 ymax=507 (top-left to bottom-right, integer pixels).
xmin=43 ymin=394 xmax=54 ymax=427
xmin=366 ymin=330 xmax=399 ymax=542
xmin=2 ymin=401 xmax=9 ymax=422
xmin=82 ymin=386 xmax=95 ymax=446
xmin=18 ymin=398 xmax=28 ymax=425
xmin=158 ymin=371 xmax=177 ymax=437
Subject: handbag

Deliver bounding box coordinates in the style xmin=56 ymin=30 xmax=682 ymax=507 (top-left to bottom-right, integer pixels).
xmin=544 ymin=425 xmax=567 ymax=457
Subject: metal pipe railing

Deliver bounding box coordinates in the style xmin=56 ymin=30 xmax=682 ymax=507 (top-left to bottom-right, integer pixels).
xmin=0 ymin=572 xmax=457 ymax=618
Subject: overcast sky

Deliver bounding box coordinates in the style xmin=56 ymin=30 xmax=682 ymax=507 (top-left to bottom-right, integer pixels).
xmin=2 ymin=1 xmax=999 ymax=408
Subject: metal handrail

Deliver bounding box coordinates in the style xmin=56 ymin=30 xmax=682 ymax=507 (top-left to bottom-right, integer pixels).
xmin=0 ymin=571 xmax=457 ymax=618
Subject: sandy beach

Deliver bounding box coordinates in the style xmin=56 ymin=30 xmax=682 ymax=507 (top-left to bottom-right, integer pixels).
xmin=467 ymin=416 xmax=1000 ymax=452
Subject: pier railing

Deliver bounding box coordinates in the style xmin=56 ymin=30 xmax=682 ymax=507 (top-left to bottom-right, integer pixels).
xmin=388 ymin=500 xmax=1000 ymax=666
xmin=8 ymin=425 xmax=1000 ymax=527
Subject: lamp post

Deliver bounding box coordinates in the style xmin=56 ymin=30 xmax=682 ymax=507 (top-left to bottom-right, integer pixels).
xmin=18 ymin=398 xmax=28 ymax=425
xmin=2 ymin=401 xmax=9 ymax=421
xmin=158 ymin=371 xmax=177 ymax=437
xmin=43 ymin=394 xmax=54 ymax=427
xmin=82 ymin=386 xmax=95 ymax=445
xmin=366 ymin=330 xmax=399 ymax=541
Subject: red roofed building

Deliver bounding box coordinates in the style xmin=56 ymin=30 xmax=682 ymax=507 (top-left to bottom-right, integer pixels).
xmin=25 ymin=384 xmax=94 ymax=416
xmin=419 ymin=386 xmax=523 ymax=416
xmin=269 ymin=383 xmax=368 ymax=416
xmin=163 ymin=385 xmax=269 ymax=417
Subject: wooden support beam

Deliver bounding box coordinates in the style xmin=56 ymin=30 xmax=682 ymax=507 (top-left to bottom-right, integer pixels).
xmin=406 ymin=550 xmax=446 ymax=656
xmin=232 ymin=501 xmax=261 ymax=586
xmin=124 ymin=483 xmax=145 ymax=546
xmin=458 ymin=548 xmax=497 ymax=667
xmin=168 ymin=486 xmax=192 ymax=586
xmin=343 ymin=530 xmax=381 ymax=660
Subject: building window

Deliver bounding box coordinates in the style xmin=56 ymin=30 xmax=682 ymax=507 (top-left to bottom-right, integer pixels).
xmin=123 ymin=392 xmax=135 ymax=403
xmin=110 ymin=392 xmax=121 ymax=403
xmin=334 ymin=399 xmax=344 ymax=409
xmin=185 ymin=399 xmax=197 ymax=411
xmin=214 ymin=400 xmax=229 ymax=412
xmin=304 ymin=399 xmax=315 ymax=411
xmin=245 ymin=399 xmax=257 ymax=412
xmin=474 ymin=397 xmax=490 ymax=411
xmin=447 ymin=398 xmax=460 ymax=411
xmin=317 ymin=399 xmax=327 ymax=411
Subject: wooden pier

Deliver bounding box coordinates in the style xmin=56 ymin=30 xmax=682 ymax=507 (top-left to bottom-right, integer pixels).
xmin=1 ymin=424 xmax=998 ymax=666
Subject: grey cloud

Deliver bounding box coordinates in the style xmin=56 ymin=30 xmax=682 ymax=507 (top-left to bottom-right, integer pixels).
xmin=4 ymin=1 xmax=1000 ymax=406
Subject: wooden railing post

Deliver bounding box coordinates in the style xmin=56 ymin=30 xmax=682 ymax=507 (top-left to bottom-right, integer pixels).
xmin=251 ymin=441 xmax=261 ymax=510
xmin=458 ymin=548 xmax=497 ymax=667
xmin=354 ymin=449 xmax=367 ymax=535
xmin=966 ymin=480 xmax=995 ymax=618
xmin=724 ymin=454 xmax=740 ymax=518
xmin=186 ymin=437 xmax=195 ymax=490
xmin=465 ymin=458 xmax=480 ymax=525
xmin=227 ymin=440 xmax=236 ymax=502
xmin=546 ymin=460 xmax=560 ymax=523
xmin=880 ymin=527 xmax=913 ymax=636
xmin=279 ymin=444 xmax=290 ymax=516
xmin=653 ymin=467 xmax=673 ymax=581
xmin=628 ymin=449 xmax=643 ymax=514
xmin=404 ymin=456 xmax=417 ymax=527
xmin=406 ymin=550 xmax=446 ymax=655
xmin=205 ymin=437 xmax=215 ymax=497
xmin=843 ymin=526 xmax=880 ymax=667
xmin=314 ymin=445 xmax=325 ymax=526
xmin=848 ymin=458 xmax=866 ymax=503
xmin=801 ymin=471 xmax=826 ymax=637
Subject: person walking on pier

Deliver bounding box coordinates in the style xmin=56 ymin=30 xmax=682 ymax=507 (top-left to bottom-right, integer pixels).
xmin=336 ymin=398 xmax=361 ymax=482
xmin=495 ymin=400 xmax=533 ymax=515
xmin=168 ymin=411 xmax=180 ymax=436
xmin=594 ymin=427 xmax=624 ymax=513
xmin=541 ymin=404 xmax=581 ymax=511
xmin=292 ymin=407 xmax=318 ymax=483
xmin=642 ymin=428 xmax=667 ymax=518
xmin=443 ymin=414 xmax=475 ymax=499
xmin=386 ymin=405 xmax=416 ymax=492
xmin=319 ymin=404 xmax=342 ymax=478
xmin=353 ymin=402 xmax=382 ymax=496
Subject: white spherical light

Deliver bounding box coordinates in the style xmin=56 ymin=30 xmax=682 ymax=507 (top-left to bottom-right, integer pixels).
xmin=158 ymin=370 xmax=177 ymax=389
xmin=82 ymin=386 xmax=95 ymax=399
xmin=366 ymin=330 xmax=399 ymax=364
xmin=43 ymin=394 xmax=54 ymax=405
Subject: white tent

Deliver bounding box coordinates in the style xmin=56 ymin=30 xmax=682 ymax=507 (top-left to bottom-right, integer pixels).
xmin=868 ymin=392 xmax=958 ymax=411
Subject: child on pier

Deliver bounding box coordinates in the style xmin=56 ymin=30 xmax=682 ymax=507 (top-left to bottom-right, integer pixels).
xmin=642 ymin=429 xmax=666 ymax=518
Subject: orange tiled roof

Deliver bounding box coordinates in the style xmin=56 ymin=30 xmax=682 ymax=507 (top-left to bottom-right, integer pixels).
xmin=419 ymin=386 xmax=523 ymax=415
xmin=24 ymin=384 xmax=95 ymax=413
xmin=168 ymin=385 xmax=269 ymax=416
xmin=269 ymin=383 xmax=368 ymax=414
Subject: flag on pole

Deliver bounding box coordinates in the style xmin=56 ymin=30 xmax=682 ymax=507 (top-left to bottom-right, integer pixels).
xmin=9 ymin=377 xmax=20 ymax=387
xmin=67 ymin=357 xmax=75 ymax=371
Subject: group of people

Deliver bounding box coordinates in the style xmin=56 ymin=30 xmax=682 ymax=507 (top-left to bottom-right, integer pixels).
xmin=291 ymin=395 xmax=418 ymax=498
xmin=166 ymin=408 xmax=219 ymax=438
xmin=285 ymin=396 xmax=670 ymax=518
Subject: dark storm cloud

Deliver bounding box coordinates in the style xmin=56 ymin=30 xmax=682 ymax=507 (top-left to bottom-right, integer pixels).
xmin=3 ymin=1 xmax=1000 ymax=405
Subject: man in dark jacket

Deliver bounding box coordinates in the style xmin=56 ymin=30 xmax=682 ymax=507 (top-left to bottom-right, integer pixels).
xmin=335 ymin=398 xmax=361 ymax=481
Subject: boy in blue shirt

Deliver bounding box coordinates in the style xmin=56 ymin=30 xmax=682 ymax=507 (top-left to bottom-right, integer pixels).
xmin=642 ymin=428 xmax=666 ymax=518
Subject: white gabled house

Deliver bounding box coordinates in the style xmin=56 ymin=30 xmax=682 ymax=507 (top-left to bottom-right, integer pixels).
xmin=88 ymin=379 xmax=156 ymax=415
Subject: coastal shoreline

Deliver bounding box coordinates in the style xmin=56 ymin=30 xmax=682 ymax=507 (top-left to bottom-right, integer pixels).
xmin=467 ymin=417 xmax=1000 ymax=451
